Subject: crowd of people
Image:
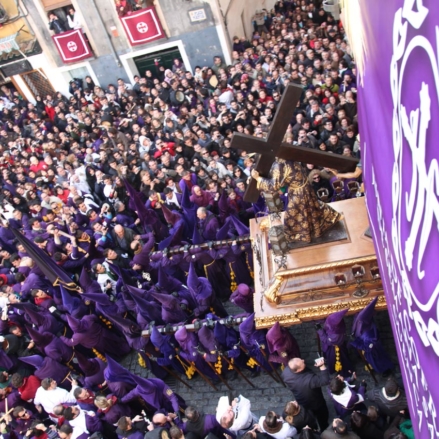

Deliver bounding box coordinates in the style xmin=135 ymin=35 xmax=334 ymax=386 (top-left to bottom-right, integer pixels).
xmin=0 ymin=1 xmax=412 ymax=438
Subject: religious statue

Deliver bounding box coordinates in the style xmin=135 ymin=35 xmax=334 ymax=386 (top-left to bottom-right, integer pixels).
xmin=251 ymin=159 xmax=341 ymax=243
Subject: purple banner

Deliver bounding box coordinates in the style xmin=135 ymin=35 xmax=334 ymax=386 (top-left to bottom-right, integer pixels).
xmin=353 ymin=1 xmax=439 ymax=437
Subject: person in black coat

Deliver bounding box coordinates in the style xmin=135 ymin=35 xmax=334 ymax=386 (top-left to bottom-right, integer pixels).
xmin=282 ymin=358 xmax=330 ymax=431
xmin=350 ymin=412 xmax=384 ymax=439
xmin=48 ymin=12 xmax=66 ymax=34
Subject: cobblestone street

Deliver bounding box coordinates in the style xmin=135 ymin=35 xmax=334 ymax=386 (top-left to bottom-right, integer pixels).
xmin=122 ymin=306 xmax=400 ymax=419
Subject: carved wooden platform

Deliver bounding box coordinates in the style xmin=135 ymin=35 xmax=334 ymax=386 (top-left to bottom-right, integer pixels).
xmin=250 ymin=197 xmax=386 ymax=328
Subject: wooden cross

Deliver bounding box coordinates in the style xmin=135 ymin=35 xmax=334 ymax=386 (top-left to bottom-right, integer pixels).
xmin=230 ymin=84 xmax=359 ymax=202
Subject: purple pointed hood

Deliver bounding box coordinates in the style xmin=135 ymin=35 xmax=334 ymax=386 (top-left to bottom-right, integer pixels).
xmin=231 ymin=216 xmax=249 ymax=236
xmin=266 ymin=322 xmax=286 ymax=353
xmin=13 ymin=302 xmax=45 ymax=326
xmin=126 ymin=285 xmax=164 ymax=324
xmin=324 ymin=309 xmax=349 ymax=334
xmin=19 ymin=354 xmax=44 ymax=369
xmin=161 ymin=203 xmax=181 ymax=226
xmin=214 ymin=321 xmax=239 ymax=348
xmin=74 ymin=350 xmax=101 ymax=376
xmin=106 ymin=313 xmax=142 ymax=337
xmin=104 ymin=355 xmax=136 ymax=386
xmin=187 ymin=263 xmax=200 ymax=292
xmin=239 ymin=313 xmax=256 ymax=345
xmin=157 ymin=267 xmax=182 ymax=293
xmin=25 ymin=326 xmax=54 ymax=348
xmin=175 ymin=326 xmax=198 ymax=352
xmin=131 ymin=374 xmax=155 ymax=392
xmin=66 ymin=314 xmax=86 ymax=332
xmin=198 ymin=325 xmax=217 ymax=352
xmin=150 ymin=326 xmax=166 ymax=349
xmin=149 ymin=290 xmax=180 ymax=310
xmin=81 ymin=292 xmax=113 ymax=306
xmin=192 ymin=225 xmax=204 ymax=245
xmin=158 ymin=222 xmax=184 ymax=250
xmin=218 ymin=189 xmax=230 ymax=223
xmin=216 ymin=216 xmax=232 ymax=240
xmin=352 ymin=297 xmax=378 ymax=337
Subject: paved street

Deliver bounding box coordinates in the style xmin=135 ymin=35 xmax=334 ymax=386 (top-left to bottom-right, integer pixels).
xmin=122 ymin=305 xmax=401 ymax=420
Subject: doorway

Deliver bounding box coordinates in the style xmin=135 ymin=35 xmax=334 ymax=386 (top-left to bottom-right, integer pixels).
xmin=134 ymin=46 xmax=183 ymax=76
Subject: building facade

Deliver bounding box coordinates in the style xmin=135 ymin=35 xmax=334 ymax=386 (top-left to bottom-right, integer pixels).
xmin=0 ymin=0 xmax=275 ymax=101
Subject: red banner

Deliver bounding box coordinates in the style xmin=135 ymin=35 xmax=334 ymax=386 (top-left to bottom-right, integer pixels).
xmin=120 ymin=7 xmax=164 ymax=46
xmin=52 ymin=30 xmax=92 ymax=64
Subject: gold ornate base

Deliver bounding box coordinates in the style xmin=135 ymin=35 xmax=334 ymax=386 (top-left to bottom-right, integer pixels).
xmin=250 ymin=197 xmax=385 ymax=328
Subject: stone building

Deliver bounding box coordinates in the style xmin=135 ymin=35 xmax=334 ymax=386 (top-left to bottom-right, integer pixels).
xmin=0 ymin=0 xmax=275 ymax=100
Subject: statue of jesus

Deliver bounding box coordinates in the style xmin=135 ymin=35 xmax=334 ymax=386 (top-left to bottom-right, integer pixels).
xmin=251 ymin=158 xmax=341 ymax=243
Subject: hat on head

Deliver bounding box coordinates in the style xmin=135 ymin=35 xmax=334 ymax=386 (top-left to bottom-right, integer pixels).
xmin=324 ymin=309 xmax=349 ymax=334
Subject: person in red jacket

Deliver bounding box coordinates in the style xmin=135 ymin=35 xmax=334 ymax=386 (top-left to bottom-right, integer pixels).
xmin=11 ymin=373 xmax=41 ymax=403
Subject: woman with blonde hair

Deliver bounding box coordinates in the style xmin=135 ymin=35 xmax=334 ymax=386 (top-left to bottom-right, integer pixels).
xmin=94 ymin=394 xmax=132 ymax=424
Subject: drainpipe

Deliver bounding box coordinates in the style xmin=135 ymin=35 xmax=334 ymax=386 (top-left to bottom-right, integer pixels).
xmin=89 ymin=0 xmax=122 ymax=67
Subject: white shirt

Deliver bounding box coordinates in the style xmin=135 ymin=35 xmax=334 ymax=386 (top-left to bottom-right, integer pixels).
xmin=67 ymin=13 xmax=81 ymax=30
xmin=34 ymin=386 xmax=77 ymax=417
xmin=258 ymin=416 xmax=297 ymax=439
xmin=69 ymin=407 xmax=92 ymax=438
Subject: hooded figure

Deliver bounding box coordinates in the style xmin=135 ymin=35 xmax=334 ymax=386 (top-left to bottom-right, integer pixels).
xmin=187 ymin=263 xmax=227 ymax=318
xmin=238 ymin=313 xmax=271 ymax=371
xmin=19 ymin=355 xmax=72 ymax=389
xmin=149 ymin=290 xmax=188 ymax=324
xmin=266 ymin=322 xmax=301 ymax=366
xmin=60 ymin=314 xmax=131 ymax=360
xmin=149 ymin=326 xmax=185 ymax=375
xmin=198 ymin=325 xmax=221 ymax=364
xmin=120 ymin=373 xmax=186 ymax=414
xmin=26 ymin=326 xmax=74 ymax=366
xmin=156 ymin=267 xmax=196 ymax=310
xmin=209 ymin=218 xmax=253 ymax=290
xmin=126 ymin=285 xmax=164 ymax=327
xmin=230 ymin=216 xmax=254 ymax=276
xmin=350 ymin=297 xmax=393 ymax=374
xmin=174 ymin=326 xmax=218 ymax=381
xmin=12 ymin=302 xmax=64 ymax=335
xmin=81 ymin=292 xmax=123 ymax=319
xmin=104 ymin=355 xmax=136 ymax=398
xmin=186 ymin=229 xmax=232 ymax=304
xmin=229 ymin=284 xmax=254 ymax=313
xmin=74 ymin=350 xmax=107 ymax=390
xmin=213 ymin=320 xmax=249 ymax=370
xmin=317 ymin=309 xmax=353 ymax=376
xmin=60 ymin=285 xmax=89 ymax=319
